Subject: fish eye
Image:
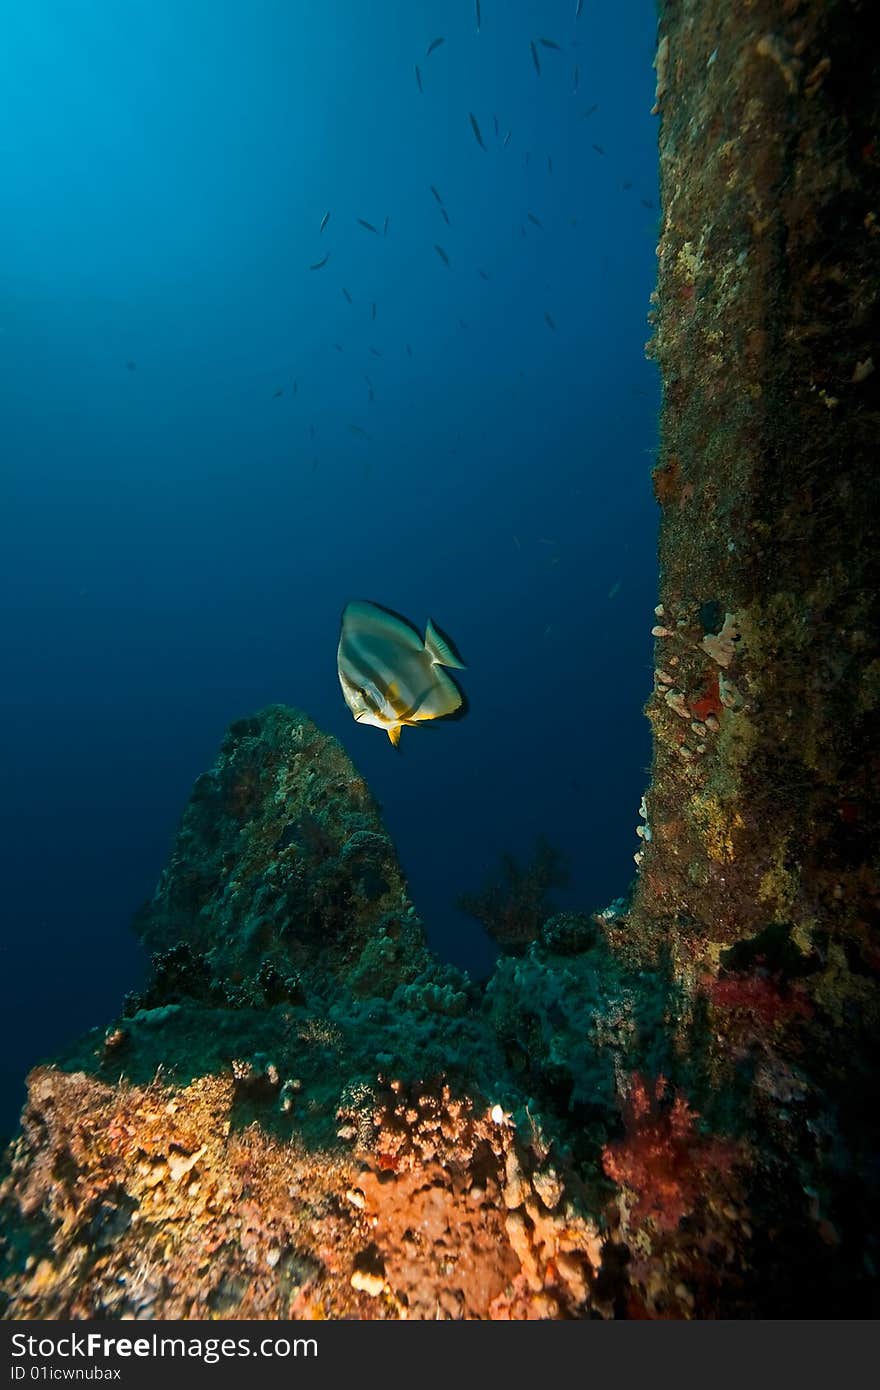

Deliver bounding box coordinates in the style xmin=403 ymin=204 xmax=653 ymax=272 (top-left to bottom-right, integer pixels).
xmin=358 ymin=686 xmax=381 ymax=713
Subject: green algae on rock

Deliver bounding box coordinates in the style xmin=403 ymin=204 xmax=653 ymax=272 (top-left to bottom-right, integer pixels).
xmin=132 ymin=705 xmax=432 ymax=1003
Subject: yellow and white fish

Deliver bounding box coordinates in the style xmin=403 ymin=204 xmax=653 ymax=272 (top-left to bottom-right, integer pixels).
xmin=337 ymin=600 xmax=467 ymax=747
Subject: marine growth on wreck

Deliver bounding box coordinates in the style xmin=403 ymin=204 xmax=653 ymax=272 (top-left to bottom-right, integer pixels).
xmin=1 ymin=0 xmax=878 ymax=1323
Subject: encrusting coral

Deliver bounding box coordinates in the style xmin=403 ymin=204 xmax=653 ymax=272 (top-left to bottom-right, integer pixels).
xmin=0 ymin=1065 xmax=604 ymax=1320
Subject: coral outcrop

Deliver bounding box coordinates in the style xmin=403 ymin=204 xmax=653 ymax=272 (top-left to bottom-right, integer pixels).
xmin=131 ymin=705 xmax=431 ymax=1004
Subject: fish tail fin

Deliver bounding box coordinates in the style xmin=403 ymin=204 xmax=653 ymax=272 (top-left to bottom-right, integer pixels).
xmin=425 ymin=619 xmax=466 ymax=668
xmin=387 ymin=724 xmax=402 ymax=748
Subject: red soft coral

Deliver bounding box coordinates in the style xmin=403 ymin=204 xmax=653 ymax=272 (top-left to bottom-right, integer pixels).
xmin=602 ymin=1074 xmax=739 ymax=1232
xmin=707 ymin=972 xmax=813 ymax=1026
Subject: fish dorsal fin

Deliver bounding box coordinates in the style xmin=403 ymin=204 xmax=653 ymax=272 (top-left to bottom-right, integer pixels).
xmin=387 ymin=724 xmax=402 ymax=748
xmin=343 ymin=600 xmax=424 ymax=653
xmin=424 ymin=619 xmax=466 ymax=669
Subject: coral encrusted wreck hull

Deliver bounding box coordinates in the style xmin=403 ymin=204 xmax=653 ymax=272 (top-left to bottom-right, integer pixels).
xmin=2 ymin=0 xmax=879 ymax=1318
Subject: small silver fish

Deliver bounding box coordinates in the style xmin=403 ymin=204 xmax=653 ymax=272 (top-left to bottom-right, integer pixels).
xmin=310 ymin=252 xmax=329 ymax=270
xmin=530 ymin=41 xmax=541 ymax=75
xmin=357 ymin=218 xmax=379 ymax=233
xmin=433 ymin=243 xmax=451 ymax=268
xmin=544 ymin=310 xmax=557 ymax=331
xmin=342 ymin=287 xmax=353 ymax=303
xmin=475 ymin=0 xmax=481 ymax=31
xmin=440 ymin=207 xmax=450 ymax=225
xmin=426 ymin=36 xmax=445 ymax=56
xmin=575 ymin=0 xmax=583 ymax=17
xmin=469 ymin=112 xmax=486 ymax=150
xmin=527 ymin=211 xmax=543 ymax=229
xmin=383 ymin=215 xmax=390 ymax=236
xmin=430 ymin=185 xmax=444 ymax=205
xmin=337 ymin=600 xmax=466 ymax=746
xmin=371 ymin=302 xmax=377 ymax=321
xmin=539 ymin=37 xmax=561 ymax=50
xmin=415 ymin=63 xmax=423 ymax=93
xmin=320 ymin=211 xmax=330 ymax=234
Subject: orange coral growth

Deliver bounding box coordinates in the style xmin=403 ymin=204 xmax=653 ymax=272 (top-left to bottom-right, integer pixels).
xmin=690 ymin=674 xmax=723 ymax=721
xmin=652 ymin=454 xmax=681 ymax=506
xmin=2 ymin=1067 xmax=609 ymax=1321
xmin=349 ymin=1078 xmax=604 ymax=1318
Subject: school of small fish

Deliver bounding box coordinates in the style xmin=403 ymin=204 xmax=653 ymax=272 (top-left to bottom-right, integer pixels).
xmin=257 ymin=7 xmax=655 ymax=740
xmin=284 ymin=11 xmax=653 ymax=391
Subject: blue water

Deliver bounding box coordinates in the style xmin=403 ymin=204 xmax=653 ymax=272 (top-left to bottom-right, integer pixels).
xmin=0 ymin=0 xmax=659 ymax=1132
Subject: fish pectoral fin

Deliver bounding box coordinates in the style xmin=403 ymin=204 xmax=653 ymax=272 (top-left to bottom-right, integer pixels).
xmin=424 ymin=619 xmax=466 ymax=669
xmin=386 ymin=724 xmax=402 ymax=748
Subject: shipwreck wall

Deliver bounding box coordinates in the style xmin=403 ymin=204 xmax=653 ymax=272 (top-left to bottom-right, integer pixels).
xmin=632 ymin=0 xmax=879 ymax=1011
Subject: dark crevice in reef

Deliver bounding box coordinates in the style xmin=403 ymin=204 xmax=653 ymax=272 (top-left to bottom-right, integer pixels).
xmin=2 ymin=0 xmax=878 ymax=1319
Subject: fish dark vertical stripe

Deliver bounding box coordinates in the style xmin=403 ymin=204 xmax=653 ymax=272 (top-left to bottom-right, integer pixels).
xmin=342 ymin=641 xmax=395 ymax=705
xmin=395 ymin=683 xmax=437 ymax=721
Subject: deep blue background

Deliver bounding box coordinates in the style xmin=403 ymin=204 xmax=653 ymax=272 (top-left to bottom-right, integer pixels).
xmin=0 ymin=0 xmax=659 ymax=1133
